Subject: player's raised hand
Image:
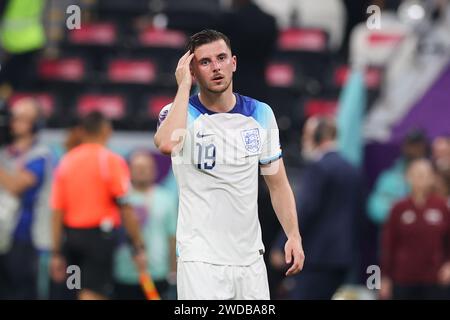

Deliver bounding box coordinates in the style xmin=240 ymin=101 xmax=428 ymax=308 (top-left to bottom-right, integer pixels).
xmin=175 ymin=51 xmax=195 ymax=87
xmin=284 ymin=236 xmax=305 ymax=276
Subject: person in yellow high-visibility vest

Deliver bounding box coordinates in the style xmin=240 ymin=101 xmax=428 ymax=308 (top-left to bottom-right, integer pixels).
xmin=0 ymin=0 xmax=46 ymax=89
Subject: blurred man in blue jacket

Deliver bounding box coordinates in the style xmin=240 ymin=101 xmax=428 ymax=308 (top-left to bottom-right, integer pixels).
xmin=271 ymin=116 xmax=363 ymax=299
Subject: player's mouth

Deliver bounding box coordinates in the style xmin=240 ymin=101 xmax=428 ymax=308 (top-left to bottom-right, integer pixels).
xmin=211 ymin=75 xmax=225 ymax=83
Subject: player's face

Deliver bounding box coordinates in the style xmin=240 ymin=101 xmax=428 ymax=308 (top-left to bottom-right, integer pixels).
xmin=407 ymin=160 xmax=435 ymax=192
xmin=10 ymin=100 xmax=38 ymax=138
xmin=131 ymin=154 xmax=156 ymax=187
xmin=191 ymin=39 xmax=236 ymax=94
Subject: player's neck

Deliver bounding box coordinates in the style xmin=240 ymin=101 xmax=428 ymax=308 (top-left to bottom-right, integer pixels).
xmin=83 ymin=136 xmax=107 ymax=146
xmin=411 ymin=190 xmax=429 ymax=207
xmin=198 ymin=87 xmax=236 ymax=113
xmin=12 ymin=134 xmax=35 ymax=152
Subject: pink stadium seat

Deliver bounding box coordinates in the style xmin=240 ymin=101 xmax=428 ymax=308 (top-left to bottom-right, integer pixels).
xmin=77 ymin=94 xmax=125 ymax=120
xmin=68 ymin=22 xmax=117 ymax=45
xmin=138 ymin=28 xmax=187 ymax=48
xmin=277 ymin=28 xmax=327 ymax=52
xmin=108 ymin=59 xmax=157 ymax=84
xmin=9 ymin=93 xmax=55 ymax=118
xmin=304 ymin=99 xmax=338 ymax=117
xmin=367 ymin=33 xmax=404 ymax=46
xmin=147 ymin=96 xmax=174 ymax=119
xmin=265 ymin=63 xmax=295 ymax=88
xmin=37 ymin=57 xmax=85 ymax=81
xmin=334 ymin=65 xmax=382 ymax=89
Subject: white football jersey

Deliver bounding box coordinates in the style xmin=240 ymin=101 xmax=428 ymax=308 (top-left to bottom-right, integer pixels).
xmin=158 ymin=93 xmax=282 ymax=265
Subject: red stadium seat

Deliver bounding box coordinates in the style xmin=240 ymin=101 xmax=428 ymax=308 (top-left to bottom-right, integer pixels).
xmin=37 ymin=57 xmax=85 ymax=82
xmin=108 ymin=59 xmax=157 ymax=84
xmin=304 ymin=99 xmax=338 ymax=117
xmin=68 ymin=22 xmax=117 ymax=45
xmin=367 ymin=33 xmax=404 ymax=46
xmin=9 ymin=93 xmax=55 ymax=118
xmin=334 ymin=65 xmax=382 ymax=89
xmin=265 ymin=63 xmax=295 ymax=88
xmin=138 ymin=28 xmax=187 ymax=48
xmin=278 ymin=28 xmax=327 ymax=52
xmin=77 ymin=94 xmax=126 ymax=120
xmin=147 ymin=96 xmax=174 ymax=119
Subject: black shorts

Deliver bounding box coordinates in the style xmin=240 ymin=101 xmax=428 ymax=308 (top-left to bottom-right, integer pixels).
xmin=63 ymin=227 xmax=119 ymax=298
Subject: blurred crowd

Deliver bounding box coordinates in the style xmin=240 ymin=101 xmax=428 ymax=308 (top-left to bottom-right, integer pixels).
xmin=1 ymin=0 xmax=450 ymax=300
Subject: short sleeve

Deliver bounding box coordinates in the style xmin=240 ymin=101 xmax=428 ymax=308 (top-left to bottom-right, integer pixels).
xmin=25 ymin=157 xmax=46 ymax=187
xmin=258 ymin=104 xmax=282 ymax=165
xmin=156 ymin=103 xmax=173 ymax=130
xmin=50 ymin=166 xmax=65 ymax=211
xmin=108 ymin=154 xmax=131 ymax=203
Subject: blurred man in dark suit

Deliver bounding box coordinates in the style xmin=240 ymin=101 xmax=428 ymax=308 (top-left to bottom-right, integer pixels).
xmin=271 ymin=116 xmax=363 ymax=299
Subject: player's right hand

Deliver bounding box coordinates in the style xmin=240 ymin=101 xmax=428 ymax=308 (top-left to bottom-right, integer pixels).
xmin=50 ymin=253 xmax=67 ymax=283
xmin=133 ymin=249 xmax=148 ymax=274
xmin=175 ymin=51 xmax=195 ymax=87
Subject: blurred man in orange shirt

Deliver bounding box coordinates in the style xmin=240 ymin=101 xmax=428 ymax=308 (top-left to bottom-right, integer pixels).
xmin=49 ymin=111 xmax=146 ymax=300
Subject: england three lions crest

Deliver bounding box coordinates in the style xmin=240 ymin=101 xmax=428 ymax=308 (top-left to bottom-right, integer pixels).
xmin=241 ymin=128 xmax=261 ymax=153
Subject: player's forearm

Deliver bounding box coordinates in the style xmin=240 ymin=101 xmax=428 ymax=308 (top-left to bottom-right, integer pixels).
xmin=0 ymin=167 xmax=35 ymax=196
xmin=169 ymin=237 xmax=177 ymax=272
xmin=121 ymin=204 xmax=145 ymax=250
xmin=154 ymin=83 xmax=191 ymax=154
xmin=270 ymin=183 xmax=301 ymax=240
xmin=52 ymin=210 xmax=64 ymax=253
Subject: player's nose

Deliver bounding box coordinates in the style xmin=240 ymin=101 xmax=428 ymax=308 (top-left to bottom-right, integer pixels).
xmin=211 ymin=60 xmax=221 ymax=71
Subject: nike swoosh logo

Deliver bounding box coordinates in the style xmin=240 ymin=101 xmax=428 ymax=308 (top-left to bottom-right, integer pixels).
xmin=196 ymin=132 xmax=215 ymax=138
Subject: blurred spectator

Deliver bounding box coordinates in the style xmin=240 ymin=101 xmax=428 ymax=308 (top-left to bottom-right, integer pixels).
xmin=349 ymin=0 xmax=409 ymax=67
xmin=0 ymin=98 xmax=52 ymax=299
xmin=219 ymin=0 xmax=277 ymax=101
xmin=432 ymin=135 xmax=450 ymax=204
xmin=0 ymin=0 xmax=46 ymax=90
xmin=271 ymin=117 xmax=362 ymax=299
xmin=380 ymin=159 xmax=450 ymax=300
xmin=49 ymin=111 xmax=147 ymax=300
xmin=367 ymin=129 xmax=429 ymax=225
xmin=114 ymin=151 xmax=177 ymax=300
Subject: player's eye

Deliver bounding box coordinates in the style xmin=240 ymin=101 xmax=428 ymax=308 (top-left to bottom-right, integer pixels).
xmin=200 ymin=60 xmax=210 ymax=66
xmin=218 ymin=55 xmax=226 ymax=61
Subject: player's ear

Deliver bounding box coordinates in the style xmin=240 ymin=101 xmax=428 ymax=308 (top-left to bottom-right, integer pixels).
xmin=232 ymin=55 xmax=237 ymax=72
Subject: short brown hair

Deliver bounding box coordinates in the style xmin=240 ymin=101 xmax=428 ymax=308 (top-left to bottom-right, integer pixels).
xmin=187 ymin=29 xmax=232 ymax=53
xmin=81 ymin=111 xmax=110 ymax=135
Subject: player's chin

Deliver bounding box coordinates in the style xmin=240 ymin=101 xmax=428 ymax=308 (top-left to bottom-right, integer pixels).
xmin=207 ymin=81 xmax=231 ymax=93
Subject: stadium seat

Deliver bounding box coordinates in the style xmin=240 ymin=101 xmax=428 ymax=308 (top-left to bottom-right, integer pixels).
xmin=67 ymin=22 xmax=118 ymax=46
xmin=277 ymin=28 xmax=328 ymax=52
xmin=146 ymin=95 xmax=174 ymax=119
xmin=303 ymin=98 xmax=338 ymax=117
xmin=107 ymin=58 xmax=157 ymax=84
xmin=265 ymin=62 xmax=296 ymax=88
xmin=137 ymin=27 xmax=187 ymax=49
xmin=37 ymin=57 xmax=86 ymax=82
xmin=97 ymin=0 xmax=151 ymax=15
xmin=77 ymin=94 xmax=126 ymax=120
